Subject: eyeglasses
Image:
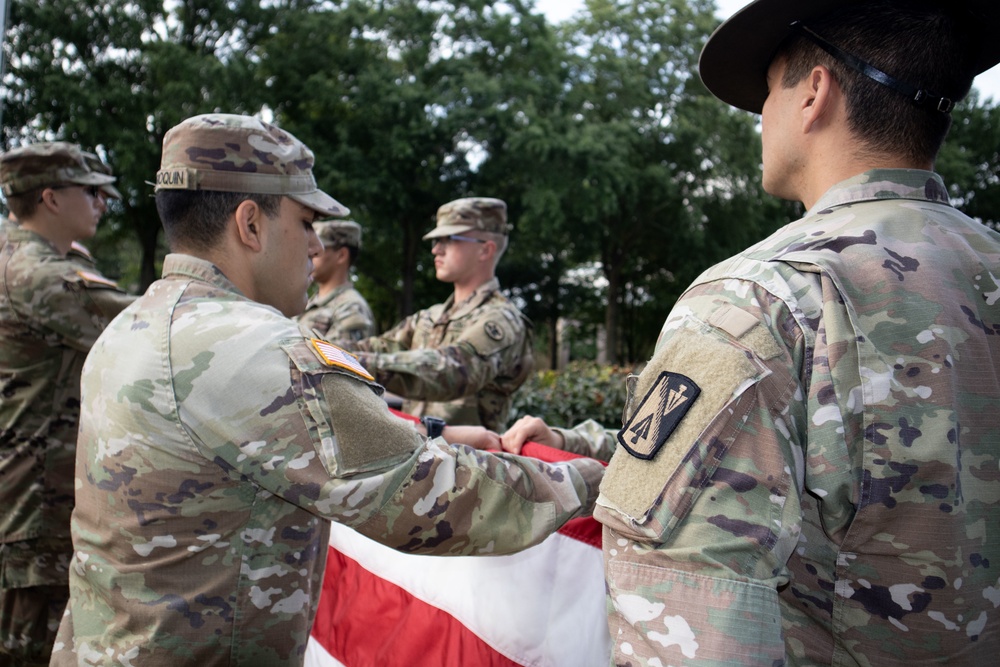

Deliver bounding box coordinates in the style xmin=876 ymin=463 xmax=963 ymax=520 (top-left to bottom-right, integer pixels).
xmin=39 ymin=184 xmax=103 ymax=202
xmin=431 ymin=234 xmax=487 ymax=247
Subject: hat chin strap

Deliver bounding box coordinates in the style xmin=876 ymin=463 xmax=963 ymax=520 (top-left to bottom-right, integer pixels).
xmin=791 ymin=21 xmax=955 ymax=114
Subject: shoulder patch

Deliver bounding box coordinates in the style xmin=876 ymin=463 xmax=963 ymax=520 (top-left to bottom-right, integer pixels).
xmin=484 ymin=320 xmax=505 ymax=342
xmin=309 ymin=338 xmax=375 ymax=382
xmin=74 ymin=270 xmax=120 ymax=289
xmin=617 ymin=371 xmax=700 ymax=460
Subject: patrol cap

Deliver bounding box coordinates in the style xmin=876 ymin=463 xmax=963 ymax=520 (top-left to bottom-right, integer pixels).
xmin=0 ymin=141 xmax=118 ymax=197
xmin=315 ymin=219 xmax=362 ymax=250
xmin=699 ymin=0 xmax=1000 ymax=114
xmin=156 ymin=113 xmax=349 ymax=218
xmin=81 ymin=151 xmax=122 ymax=200
xmin=422 ymin=197 xmax=508 ymax=240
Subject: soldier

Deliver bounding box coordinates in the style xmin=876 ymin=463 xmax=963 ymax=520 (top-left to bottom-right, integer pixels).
xmin=502 ymin=0 xmax=1000 ymax=664
xmin=50 ymin=114 xmax=602 ymax=666
xmin=341 ymin=197 xmax=533 ymax=432
xmin=297 ymin=219 xmax=376 ymax=341
xmin=0 ymin=143 xmax=134 ymax=666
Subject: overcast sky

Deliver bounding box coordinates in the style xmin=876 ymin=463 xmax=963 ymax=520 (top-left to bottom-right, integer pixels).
xmin=535 ymin=0 xmax=1000 ymax=103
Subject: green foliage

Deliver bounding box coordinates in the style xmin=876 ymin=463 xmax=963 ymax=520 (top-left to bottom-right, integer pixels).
xmin=3 ymin=0 xmax=276 ymax=288
xmin=509 ymin=360 xmax=635 ymax=429
xmin=4 ymin=0 xmax=998 ymax=352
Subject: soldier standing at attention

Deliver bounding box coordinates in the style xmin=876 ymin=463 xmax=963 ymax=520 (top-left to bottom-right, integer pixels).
xmin=502 ymin=0 xmax=1000 ymax=664
xmin=0 ymin=143 xmax=134 ymax=667
xmin=297 ymin=219 xmax=376 ymax=341
xmin=51 ymin=114 xmax=602 ymax=666
xmin=341 ymin=197 xmax=533 ymax=433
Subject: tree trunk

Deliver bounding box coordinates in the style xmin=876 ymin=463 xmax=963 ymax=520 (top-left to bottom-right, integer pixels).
xmin=604 ymin=256 xmax=622 ymax=366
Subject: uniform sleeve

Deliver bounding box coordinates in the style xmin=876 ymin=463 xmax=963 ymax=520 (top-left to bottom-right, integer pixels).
xmin=332 ymin=301 xmax=375 ymax=342
xmin=341 ymin=312 xmax=416 ymax=353
xmin=595 ymin=279 xmax=809 ymax=665
xmin=183 ymin=337 xmax=603 ymax=556
xmin=353 ymin=308 xmax=526 ymax=402
xmin=552 ymin=419 xmax=618 ymax=462
xmin=20 ymin=264 xmax=129 ymax=351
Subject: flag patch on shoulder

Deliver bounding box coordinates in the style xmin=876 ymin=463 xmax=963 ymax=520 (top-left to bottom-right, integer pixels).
xmin=309 ymin=338 xmax=375 ymax=382
xmin=75 ymin=270 xmax=120 ymax=289
xmin=617 ymin=372 xmax=700 ymax=460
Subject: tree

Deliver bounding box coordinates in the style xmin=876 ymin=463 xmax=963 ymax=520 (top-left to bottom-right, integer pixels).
xmin=937 ymin=89 xmax=1000 ymax=230
xmin=3 ymin=0 xmax=275 ymax=289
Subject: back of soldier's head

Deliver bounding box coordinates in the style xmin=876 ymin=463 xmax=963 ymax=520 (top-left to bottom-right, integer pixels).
xmin=154 ymin=114 xmax=347 ymax=251
xmin=779 ymin=1 xmax=975 ymax=163
xmin=699 ymin=0 xmax=998 ymax=164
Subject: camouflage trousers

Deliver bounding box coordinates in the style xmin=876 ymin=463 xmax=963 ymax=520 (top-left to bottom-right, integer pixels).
xmin=0 ymin=585 xmax=68 ymax=666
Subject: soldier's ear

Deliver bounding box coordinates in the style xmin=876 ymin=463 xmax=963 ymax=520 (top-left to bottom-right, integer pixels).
xmin=233 ymin=199 xmax=264 ymax=253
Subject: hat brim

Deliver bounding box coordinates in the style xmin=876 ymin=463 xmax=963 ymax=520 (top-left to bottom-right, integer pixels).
xmin=66 ymin=172 xmax=118 ymax=188
xmin=288 ymin=190 xmax=350 ymax=218
xmin=422 ymin=223 xmax=477 ymax=241
xmin=699 ymin=0 xmax=1000 ymax=115
xmin=99 ymin=183 xmax=123 ymax=200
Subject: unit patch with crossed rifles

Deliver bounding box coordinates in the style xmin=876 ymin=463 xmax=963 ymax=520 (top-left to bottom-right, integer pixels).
xmin=617 ymin=371 xmax=700 ymax=460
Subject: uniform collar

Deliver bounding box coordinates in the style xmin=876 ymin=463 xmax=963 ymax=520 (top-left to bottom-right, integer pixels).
xmin=808 ymin=169 xmax=951 ymax=216
xmin=5 ymin=225 xmax=62 ymax=254
xmin=306 ymin=282 xmax=352 ymax=309
xmin=441 ymin=277 xmax=501 ymax=321
xmin=161 ymin=253 xmax=244 ymax=296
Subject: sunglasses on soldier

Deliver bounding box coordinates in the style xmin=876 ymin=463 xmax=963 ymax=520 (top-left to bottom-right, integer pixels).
xmin=431 ymin=234 xmax=487 ymax=247
xmin=40 ymin=184 xmax=102 ymax=202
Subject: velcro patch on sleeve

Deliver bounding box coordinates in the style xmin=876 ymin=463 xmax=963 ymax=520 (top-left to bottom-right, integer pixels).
xmin=309 ymin=338 xmax=375 ymax=382
xmin=74 ymin=270 xmax=120 ymax=289
xmin=617 ymin=372 xmax=700 ymax=460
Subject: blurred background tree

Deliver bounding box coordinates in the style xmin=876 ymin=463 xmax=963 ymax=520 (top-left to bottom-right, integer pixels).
xmin=2 ymin=0 xmax=997 ymax=367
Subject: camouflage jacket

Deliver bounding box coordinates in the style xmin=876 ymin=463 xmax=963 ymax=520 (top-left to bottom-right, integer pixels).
xmin=0 ymin=227 xmax=133 ymax=589
xmin=588 ymin=170 xmax=1000 ymax=665
xmin=51 ymin=254 xmax=601 ymax=666
xmin=344 ymin=277 xmax=533 ymax=431
xmin=298 ymin=282 xmax=375 ymax=341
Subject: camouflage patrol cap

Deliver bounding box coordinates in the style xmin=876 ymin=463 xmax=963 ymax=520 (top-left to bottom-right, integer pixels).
xmin=315 ymin=219 xmax=362 ymax=250
xmin=156 ymin=114 xmax=349 ymax=217
xmin=0 ymin=142 xmax=118 ymax=197
xmin=81 ymin=151 xmax=122 ymax=200
xmin=699 ymin=0 xmax=1000 ymax=114
xmin=422 ymin=197 xmax=508 ymax=240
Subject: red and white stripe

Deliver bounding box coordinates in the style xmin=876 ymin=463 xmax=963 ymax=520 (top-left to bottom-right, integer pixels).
xmin=306 ymin=417 xmax=609 ymax=667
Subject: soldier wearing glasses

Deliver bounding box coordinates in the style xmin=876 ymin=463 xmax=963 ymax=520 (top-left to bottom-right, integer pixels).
xmin=0 ymin=142 xmax=133 ymax=666
xmin=341 ymin=197 xmax=533 ymax=433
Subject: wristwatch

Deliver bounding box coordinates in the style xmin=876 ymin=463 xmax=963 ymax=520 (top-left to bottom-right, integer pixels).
xmin=421 ymin=416 xmax=447 ymax=439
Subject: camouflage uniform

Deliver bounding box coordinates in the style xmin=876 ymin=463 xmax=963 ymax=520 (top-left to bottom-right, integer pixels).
xmin=51 ymin=114 xmax=602 ymax=666
xmin=349 ymin=278 xmax=532 ymax=432
xmin=0 ymin=145 xmax=132 ymax=665
xmin=347 ymin=198 xmax=533 ymax=431
xmin=298 ymin=220 xmax=375 ymax=341
xmin=574 ymin=170 xmax=1000 ymax=665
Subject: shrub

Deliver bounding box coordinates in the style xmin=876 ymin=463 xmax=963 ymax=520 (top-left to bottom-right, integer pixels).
xmin=509 ymin=361 xmax=638 ymax=430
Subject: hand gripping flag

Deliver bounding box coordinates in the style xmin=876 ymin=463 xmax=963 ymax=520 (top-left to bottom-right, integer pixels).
xmin=305 ymin=410 xmax=610 ymax=667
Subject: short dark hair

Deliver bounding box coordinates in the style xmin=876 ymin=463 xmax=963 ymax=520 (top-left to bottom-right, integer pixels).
xmin=155 ymin=190 xmax=283 ymax=251
xmin=344 ymin=244 xmax=359 ymax=265
xmin=778 ymin=0 xmax=975 ymax=163
xmin=5 ymin=187 xmax=44 ymax=219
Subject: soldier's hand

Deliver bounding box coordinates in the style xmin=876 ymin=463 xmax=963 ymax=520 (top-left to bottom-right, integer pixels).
xmin=501 ymin=416 xmax=562 ymax=454
xmin=443 ymin=425 xmax=501 ymax=451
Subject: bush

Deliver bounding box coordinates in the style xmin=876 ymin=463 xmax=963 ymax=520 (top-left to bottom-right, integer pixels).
xmin=509 ymin=361 xmax=638 ymax=430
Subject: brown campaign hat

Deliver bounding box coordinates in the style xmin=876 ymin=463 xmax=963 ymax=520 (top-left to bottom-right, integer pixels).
xmin=0 ymin=141 xmax=118 ymax=197
xmin=422 ymin=197 xmax=508 ymax=240
xmin=699 ymin=0 xmax=1000 ymax=114
xmin=156 ymin=114 xmax=348 ymax=218
xmin=315 ymin=219 xmax=362 ymax=250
